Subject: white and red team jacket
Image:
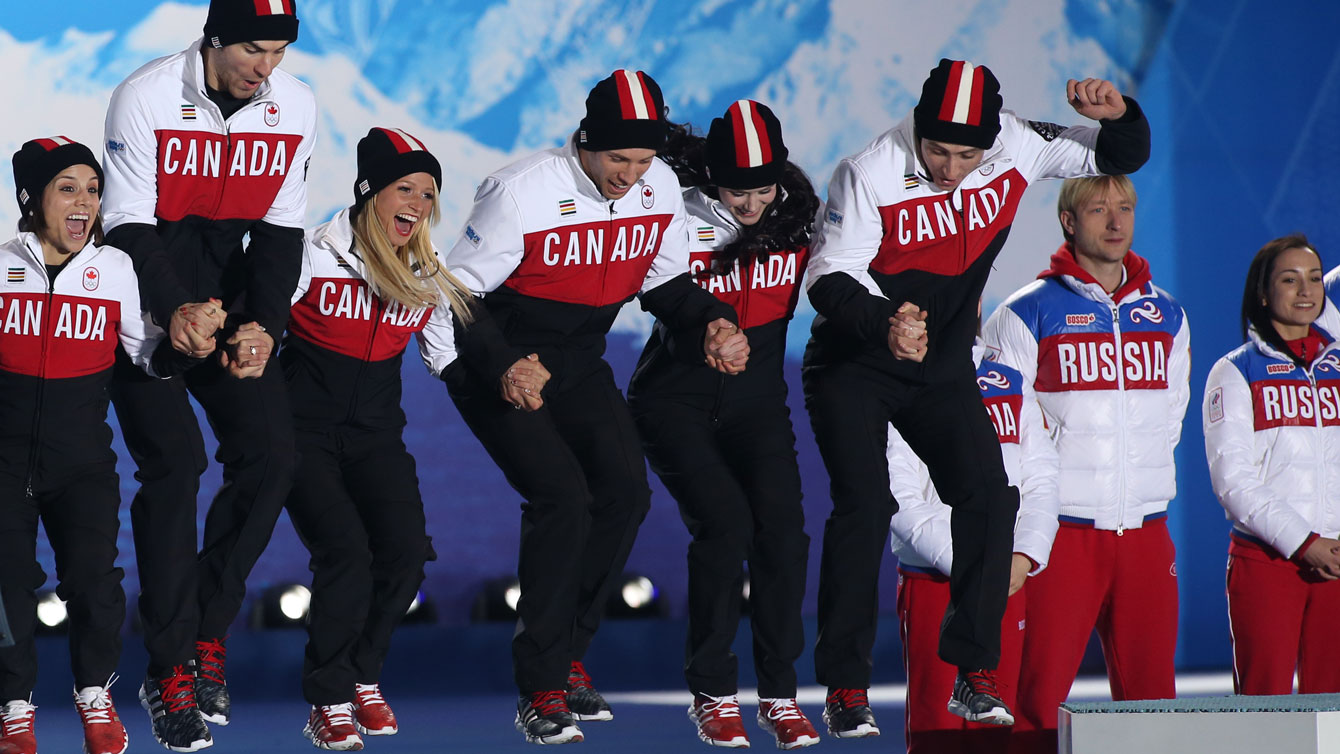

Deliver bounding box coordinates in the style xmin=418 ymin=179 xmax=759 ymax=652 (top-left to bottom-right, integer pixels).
xmin=445 ymin=139 xmax=734 ymax=385
xmin=0 ymin=233 xmax=162 ymax=483
xmin=1203 ymin=326 xmax=1340 ymax=561
xmin=628 ymin=186 xmax=808 ymax=402
xmin=102 ymin=37 xmax=317 ymax=337
xmin=981 ymin=247 xmax=1190 ymax=537
xmin=888 ymin=342 xmax=1060 ymax=576
xmin=804 ymin=100 xmax=1149 ymax=383
xmin=282 ymin=209 xmax=457 ymax=431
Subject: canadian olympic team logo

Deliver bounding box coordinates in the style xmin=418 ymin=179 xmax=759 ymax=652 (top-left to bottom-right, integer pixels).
xmin=82 ymin=267 xmax=99 ymax=291
xmin=1129 ymin=301 xmax=1163 ymax=324
xmin=264 ymin=103 xmax=281 ymax=127
xmin=976 ymin=369 xmax=1011 ymax=391
xmin=641 ymin=184 xmax=655 ymax=209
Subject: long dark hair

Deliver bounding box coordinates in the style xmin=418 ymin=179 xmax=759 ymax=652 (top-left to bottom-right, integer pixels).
xmin=1241 ymin=232 xmax=1324 ymax=367
xmin=661 ymin=120 xmax=820 ymax=269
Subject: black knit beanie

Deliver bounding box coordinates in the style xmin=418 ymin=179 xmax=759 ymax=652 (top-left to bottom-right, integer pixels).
xmin=353 ymin=127 xmax=442 ymax=205
xmin=914 ymin=59 xmax=1003 ymax=149
xmin=706 ymin=99 xmax=788 ymax=190
xmin=204 ymin=0 xmax=300 ymax=49
xmin=577 ymin=69 xmax=669 ymax=151
xmin=12 ymin=137 xmax=104 ymax=219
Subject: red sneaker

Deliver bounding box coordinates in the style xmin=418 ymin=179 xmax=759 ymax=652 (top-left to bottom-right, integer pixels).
xmin=757 ymin=698 xmax=818 ymax=750
xmin=75 ymin=683 xmax=129 ymax=754
xmin=352 ymin=684 xmax=397 ymax=736
xmin=688 ymin=693 xmax=749 ymax=748
xmin=303 ymin=704 xmax=364 ymax=751
xmin=0 ymin=699 xmax=36 ymax=754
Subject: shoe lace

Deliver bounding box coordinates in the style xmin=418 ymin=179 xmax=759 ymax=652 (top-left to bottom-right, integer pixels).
xmin=696 ymin=694 xmax=741 ymax=719
xmin=567 ymin=661 xmax=594 ymax=691
xmin=354 ymin=683 xmax=386 ymax=708
xmin=760 ymin=698 xmax=803 ymax=722
xmin=1 ymin=700 xmax=36 ymax=736
xmin=529 ymin=690 xmax=570 ymax=718
xmin=826 ymin=688 xmax=870 ymax=709
xmin=964 ymin=670 xmax=1001 ymax=697
xmin=195 ymin=637 xmax=227 ymax=685
xmin=319 ymin=703 xmax=356 ymax=728
xmin=75 ymin=676 xmax=118 ymax=724
xmin=157 ymin=665 xmax=197 ymax=714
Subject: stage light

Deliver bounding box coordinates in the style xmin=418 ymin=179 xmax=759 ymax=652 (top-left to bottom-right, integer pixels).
xmin=401 ymin=590 xmax=437 ymax=625
xmin=740 ymin=574 xmax=752 ymax=617
xmin=471 ymin=575 xmax=522 ymax=622
xmin=250 ymin=584 xmax=311 ymax=629
xmin=606 ymin=573 xmax=664 ymax=619
xmin=35 ymin=591 xmax=68 ymax=634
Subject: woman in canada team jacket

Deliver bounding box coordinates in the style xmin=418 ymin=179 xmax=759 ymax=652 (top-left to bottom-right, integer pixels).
xmin=280 ymin=128 xmax=541 ymax=751
xmin=0 ymin=138 xmax=180 ymax=754
xmin=1203 ymin=234 xmax=1340 ymax=696
xmin=627 ymin=100 xmax=821 ymax=750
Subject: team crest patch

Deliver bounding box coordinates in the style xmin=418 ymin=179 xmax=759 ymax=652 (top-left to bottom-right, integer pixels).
xmin=1129 ymin=301 xmax=1163 ymax=324
xmin=335 ymin=254 xmax=352 ymax=269
xmin=903 ymin=174 xmax=918 ymax=189
xmin=979 ymin=163 xmax=995 ymax=176
xmin=1207 ymin=387 xmax=1224 ymax=423
xmin=7 ymin=267 xmax=24 ymax=283
xmin=82 ymin=267 xmax=99 ymax=291
xmin=1065 ymin=313 xmax=1096 ymax=326
xmin=641 ymin=184 xmax=655 ymax=209
xmin=976 ymin=369 xmax=1011 ymax=390
xmin=358 ymin=179 xmax=371 ymax=196
xmin=464 ymin=224 xmax=483 ymax=247
xmin=1028 ymin=120 xmax=1065 ymax=141
xmin=181 ymin=104 xmax=197 ymax=122
xmin=18 ymin=189 xmax=28 ymax=206
xmin=697 ymin=226 xmax=715 ymax=243
xmin=106 ymin=139 xmax=126 ymax=153
xmin=559 ymin=199 xmax=576 ymax=217
xmin=826 ymin=208 xmax=844 ymax=228
xmin=264 ymin=103 xmax=280 ymax=127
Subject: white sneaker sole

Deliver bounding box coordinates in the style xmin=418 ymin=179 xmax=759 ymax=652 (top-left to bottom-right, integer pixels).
xmin=947 ymin=700 xmax=1015 ymax=726
xmin=571 ymin=710 xmax=613 ymax=722
xmin=756 ymin=714 xmax=819 ymax=749
xmin=355 ymin=721 xmax=398 ymax=736
xmin=688 ymin=707 xmax=750 ymax=748
xmin=199 ymin=712 xmax=229 ymax=727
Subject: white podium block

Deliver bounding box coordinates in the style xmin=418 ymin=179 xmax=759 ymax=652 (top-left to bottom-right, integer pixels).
xmin=1059 ymin=694 xmax=1340 ymax=754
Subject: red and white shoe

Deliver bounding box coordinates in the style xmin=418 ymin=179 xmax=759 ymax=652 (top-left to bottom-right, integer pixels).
xmin=303 ymin=704 xmax=364 ymax=751
xmin=75 ymin=681 xmax=129 ymax=754
xmin=0 ymin=699 xmax=36 ymax=754
xmin=756 ymin=698 xmax=818 ymax=750
xmin=352 ymin=684 xmax=397 ymax=736
xmin=688 ymin=693 xmax=749 ymax=748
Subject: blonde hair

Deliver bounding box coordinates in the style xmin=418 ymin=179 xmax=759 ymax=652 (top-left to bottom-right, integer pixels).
xmin=1057 ymin=175 xmax=1137 ymax=243
xmin=352 ymin=189 xmax=474 ymax=323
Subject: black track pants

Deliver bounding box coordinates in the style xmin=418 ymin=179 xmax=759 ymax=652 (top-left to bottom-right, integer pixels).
xmin=0 ymin=471 xmax=125 ymax=698
xmin=633 ymin=397 xmax=809 ymax=699
xmin=449 ymin=361 xmax=651 ymax=694
xmin=803 ymin=362 xmax=1017 ymax=688
xmin=110 ymin=349 xmax=295 ymax=672
xmin=286 ymin=428 xmax=434 ymax=706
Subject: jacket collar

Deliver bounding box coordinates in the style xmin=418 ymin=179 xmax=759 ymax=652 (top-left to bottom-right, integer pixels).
xmin=17 ymin=231 xmax=97 ymax=270
xmin=1248 ymin=322 xmax=1340 ymax=368
xmin=1039 ymin=243 xmax=1153 ymax=305
xmin=894 ymin=111 xmax=1010 ymax=191
xmin=311 ymin=208 xmax=368 ymax=279
xmin=183 ymin=37 xmax=274 ymax=113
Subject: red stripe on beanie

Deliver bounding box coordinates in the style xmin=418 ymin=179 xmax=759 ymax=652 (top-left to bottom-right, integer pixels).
xmin=937 ymin=60 xmax=965 ymax=123
xmin=282 ymin=0 xmax=295 ymax=13
xmin=729 ymin=102 xmax=750 ymax=167
xmin=635 ymin=72 xmax=658 ymax=121
xmin=376 ymin=128 xmax=419 ymax=154
xmin=748 ymin=102 xmax=771 ymax=164
xmin=34 ymin=136 xmax=73 ymax=151
xmin=614 ymin=71 xmax=638 ymax=120
xmin=253 ymin=0 xmax=294 ymax=16
xmin=965 ymin=65 xmax=983 ymax=126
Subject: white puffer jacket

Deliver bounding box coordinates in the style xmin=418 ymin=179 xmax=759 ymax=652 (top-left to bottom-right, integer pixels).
xmin=982 ymin=252 xmax=1190 ymax=540
xmin=1203 ymin=326 xmax=1340 ymax=558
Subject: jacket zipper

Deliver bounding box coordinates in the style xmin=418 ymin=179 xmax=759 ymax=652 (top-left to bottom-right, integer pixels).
xmin=346 ymin=279 xmax=382 ymax=425
xmin=24 ymin=263 xmax=55 ymax=500
xmin=1110 ymin=302 xmax=1127 ymax=535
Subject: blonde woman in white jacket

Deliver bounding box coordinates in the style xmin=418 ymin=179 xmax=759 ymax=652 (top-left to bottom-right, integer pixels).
xmin=1204 ymin=233 xmax=1340 ymax=696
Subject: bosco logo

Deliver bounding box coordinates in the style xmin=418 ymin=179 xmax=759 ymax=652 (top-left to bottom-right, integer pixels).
xmin=1065 ymin=313 xmax=1095 ymax=326
xmin=1266 ymin=363 xmax=1293 ymax=375
xmin=976 ymin=369 xmax=1011 ymax=390
xmin=82 ymin=267 xmax=99 ymax=291
xmin=641 ymin=184 xmax=655 ymax=209
xmin=1129 ymin=301 xmax=1163 ymax=324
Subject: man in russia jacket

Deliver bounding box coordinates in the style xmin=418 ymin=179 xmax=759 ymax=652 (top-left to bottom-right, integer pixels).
xmin=982 ymin=174 xmax=1189 ymax=754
